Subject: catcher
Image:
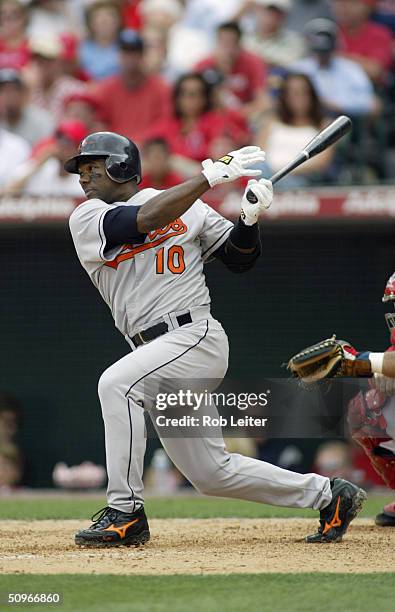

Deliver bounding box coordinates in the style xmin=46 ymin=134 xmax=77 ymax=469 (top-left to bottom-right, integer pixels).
xmin=348 ymin=272 xmax=395 ymax=527
xmin=288 ymin=272 xmax=395 ymax=526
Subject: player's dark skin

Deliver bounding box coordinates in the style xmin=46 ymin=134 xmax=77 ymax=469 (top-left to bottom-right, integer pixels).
xmin=79 ymin=159 xmax=255 ymax=254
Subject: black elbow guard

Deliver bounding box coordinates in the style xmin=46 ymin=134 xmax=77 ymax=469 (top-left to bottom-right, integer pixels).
xmin=214 ymin=239 xmax=261 ymax=273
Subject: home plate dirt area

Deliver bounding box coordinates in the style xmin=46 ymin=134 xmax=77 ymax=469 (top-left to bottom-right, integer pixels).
xmin=0 ymin=518 xmax=393 ymax=575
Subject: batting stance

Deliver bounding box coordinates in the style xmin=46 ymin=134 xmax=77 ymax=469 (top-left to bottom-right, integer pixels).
xmin=66 ymin=131 xmax=366 ymax=548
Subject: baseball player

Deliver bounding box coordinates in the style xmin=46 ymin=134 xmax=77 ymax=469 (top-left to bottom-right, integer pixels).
xmin=66 ymin=131 xmax=366 ymax=548
xmin=348 ymin=272 xmax=395 ymax=527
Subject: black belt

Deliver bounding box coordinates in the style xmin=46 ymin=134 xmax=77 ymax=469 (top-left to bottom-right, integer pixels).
xmin=131 ymin=312 xmax=193 ymax=348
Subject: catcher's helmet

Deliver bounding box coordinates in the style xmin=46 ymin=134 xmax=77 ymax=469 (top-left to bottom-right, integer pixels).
xmin=383 ymin=272 xmax=395 ymax=333
xmin=64 ymin=131 xmax=141 ymax=184
xmin=383 ymin=272 xmax=395 ymax=304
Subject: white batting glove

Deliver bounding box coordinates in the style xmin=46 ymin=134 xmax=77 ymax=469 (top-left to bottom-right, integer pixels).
xmin=201 ymin=145 xmax=265 ymax=187
xmin=240 ymin=179 xmax=273 ymax=225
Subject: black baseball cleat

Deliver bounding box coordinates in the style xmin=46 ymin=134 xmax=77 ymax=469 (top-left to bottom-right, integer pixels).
xmin=375 ymin=512 xmax=395 ymax=526
xmin=75 ymin=505 xmax=150 ymax=548
xmin=375 ymin=502 xmax=395 ymax=526
xmin=305 ymin=478 xmax=367 ymax=543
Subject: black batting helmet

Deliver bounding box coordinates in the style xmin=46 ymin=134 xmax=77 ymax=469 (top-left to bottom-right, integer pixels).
xmin=64 ymin=131 xmax=141 ymax=184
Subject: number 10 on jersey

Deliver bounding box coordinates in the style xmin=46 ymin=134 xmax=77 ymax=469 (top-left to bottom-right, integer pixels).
xmin=155 ymin=246 xmax=186 ymax=274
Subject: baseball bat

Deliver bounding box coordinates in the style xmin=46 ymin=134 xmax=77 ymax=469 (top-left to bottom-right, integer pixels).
xmin=246 ymin=115 xmax=352 ymax=203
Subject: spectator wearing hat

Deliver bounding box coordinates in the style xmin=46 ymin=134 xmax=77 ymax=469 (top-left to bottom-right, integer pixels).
xmin=195 ymin=21 xmax=267 ymax=115
xmin=291 ymin=18 xmax=376 ymax=116
xmin=4 ymin=119 xmax=87 ymax=196
xmin=0 ymin=68 xmax=54 ymax=144
xmin=78 ymin=1 xmax=122 ymax=81
xmin=0 ymin=0 xmax=30 ymax=70
xmin=92 ymin=28 xmax=171 ymax=143
xmin=332 ymin=0 xmax=393 ymax=84
xmin=27 ymin=33 xmax=85 ymax=119
xmin=244 ymin=0 xmax=306 ymax=68
xmin=62 ymin=91 xmax=106 ymax=133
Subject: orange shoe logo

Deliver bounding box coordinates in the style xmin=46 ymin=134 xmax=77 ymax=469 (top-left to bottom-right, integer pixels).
xmin=103 ymin=518 xmax=139 ymax=539
xmin=322 ymin=496 xmax=342 ymax=534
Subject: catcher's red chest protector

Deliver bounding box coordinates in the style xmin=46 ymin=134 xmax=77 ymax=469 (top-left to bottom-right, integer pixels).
xmin=348 ymin=331 xmax=395 ymax=488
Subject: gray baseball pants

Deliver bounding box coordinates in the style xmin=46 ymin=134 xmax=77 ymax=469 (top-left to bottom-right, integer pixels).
xmin=97 ymin=315 xmax=332 ymax=513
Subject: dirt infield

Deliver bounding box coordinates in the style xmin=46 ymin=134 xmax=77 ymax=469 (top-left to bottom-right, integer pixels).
xmin=0 ymin=519 xmax=393 ymax=575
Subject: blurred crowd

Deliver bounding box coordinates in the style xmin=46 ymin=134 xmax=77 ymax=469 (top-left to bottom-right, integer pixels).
xmin=0 ymin=0 xmax=394 ymax=203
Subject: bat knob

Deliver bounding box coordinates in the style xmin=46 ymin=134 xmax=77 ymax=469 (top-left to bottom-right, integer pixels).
xmin=246 ymin=189 xmax=258 ymax=204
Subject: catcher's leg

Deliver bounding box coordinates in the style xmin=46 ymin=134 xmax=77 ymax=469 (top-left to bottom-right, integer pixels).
xmin=376 ymin=400 xmax=395 ymax=526
xmin=376 ymin=501 xmax=395 ymax=526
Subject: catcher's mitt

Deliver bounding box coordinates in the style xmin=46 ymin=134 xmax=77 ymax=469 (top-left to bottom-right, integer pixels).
xmin=288 ymin=335 xmax=372 ymax=384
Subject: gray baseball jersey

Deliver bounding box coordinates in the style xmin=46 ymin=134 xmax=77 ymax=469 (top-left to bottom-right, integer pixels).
xmin=69 ymin=188 xmax=233 ymax=339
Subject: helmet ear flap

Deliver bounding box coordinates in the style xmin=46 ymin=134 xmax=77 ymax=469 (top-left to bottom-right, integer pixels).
xmin=105 ymin=154 xmax=141 ymax=184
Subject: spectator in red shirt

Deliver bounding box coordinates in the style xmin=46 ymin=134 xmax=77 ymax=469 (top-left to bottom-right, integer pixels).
xmin=93 ymin=28 xmax=171 ymax=144
xmin=139 ymin=137 xmax=182 ymax=189
xmin=333 ymin=0 xmax=393 ymax=83
xmin=0 ymin=0 xmax=30 ymax=70
xmin=147 ymin=72 xmax=249 ymax=166
xmin=195 ymin=21 xmax=267 ymax=115
xmin=62 ymin=91 xmax=107 ymax=133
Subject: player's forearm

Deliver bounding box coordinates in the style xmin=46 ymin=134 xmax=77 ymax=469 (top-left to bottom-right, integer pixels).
xmin=137 ymin=146 xmax=267 ymax=232
xmin=137 ymin=175 xmax=209 ymax=232
xmin=384 ymin=353 xmax=395 ymax=377
xmin=369 ymin=352 xmax=395 ymax=378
